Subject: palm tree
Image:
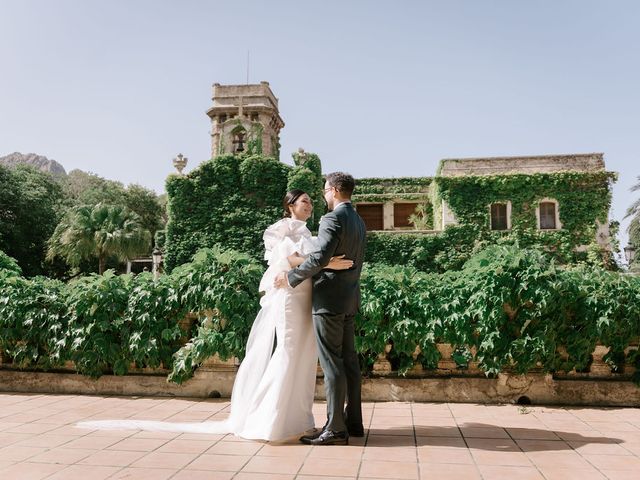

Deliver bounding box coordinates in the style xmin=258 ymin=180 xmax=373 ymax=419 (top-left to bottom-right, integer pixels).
xmin=626 ymin=176 xmax=640 ymax=246
xmin=48 ymin=203 xmax=151 ymax=274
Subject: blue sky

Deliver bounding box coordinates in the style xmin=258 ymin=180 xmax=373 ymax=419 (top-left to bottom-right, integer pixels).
xmin=1 ymin=0 xmax=639 ymax=250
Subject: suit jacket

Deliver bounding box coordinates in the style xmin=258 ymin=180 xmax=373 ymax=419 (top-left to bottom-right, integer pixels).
xmin=288 ymin=202 xmax=367 ymax=315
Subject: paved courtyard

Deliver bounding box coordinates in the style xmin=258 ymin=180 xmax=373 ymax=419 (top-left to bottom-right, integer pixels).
xmin=0 ymin=392 xmax=639 ymax=480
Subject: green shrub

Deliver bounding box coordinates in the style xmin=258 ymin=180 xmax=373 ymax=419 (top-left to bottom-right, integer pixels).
xmin=1 ymin=244 xmax=638 ymax=385
xmin=66 ymin=271 xmax=133 ymax=377
xmin=356 ymin=245 xmax=640 ymax=377
xmin=0 ymin=250 xmax=22 ymax=276
xmin=0 ymin=274 xmax=69 ymax=369
xmin=124 ymin=272 xmax=185 ymax=370
xmin=168 ymin=247 xmax=263 ymax=384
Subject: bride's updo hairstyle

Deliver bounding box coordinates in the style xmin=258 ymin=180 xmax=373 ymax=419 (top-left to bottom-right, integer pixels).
xmin=283 ymin=189 xmax=307 ymax=218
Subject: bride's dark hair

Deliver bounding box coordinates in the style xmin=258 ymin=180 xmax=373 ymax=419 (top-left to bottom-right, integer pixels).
xmin=283 ymin=189 xmax=307 ymax=217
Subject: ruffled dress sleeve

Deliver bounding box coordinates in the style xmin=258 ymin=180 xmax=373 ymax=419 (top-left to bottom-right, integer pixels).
xmin=259 ymin=218 xmax=317 ymax=294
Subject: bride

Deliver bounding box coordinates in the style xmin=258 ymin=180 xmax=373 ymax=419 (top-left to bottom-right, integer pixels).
xmin=77 ymin=189 xmax=352 ymax=442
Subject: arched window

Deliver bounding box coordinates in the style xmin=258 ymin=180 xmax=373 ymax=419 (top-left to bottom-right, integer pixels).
xmin=231 ymin=126 xmax=247 ymax=153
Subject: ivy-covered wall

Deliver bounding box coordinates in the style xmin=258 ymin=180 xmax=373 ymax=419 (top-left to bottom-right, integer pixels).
xmin=353 ymin=177 xmax=432 ymax=202
xmin=361 ymin=168 xmax=617 ymax=270
xmin=164 ymin=152 xmax=322 ymax=272
xmin=434 ymin=170 xmax=617 ymax=249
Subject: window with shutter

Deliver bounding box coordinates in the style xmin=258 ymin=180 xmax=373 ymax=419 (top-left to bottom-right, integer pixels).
xmin=394 ymin=203 xmax=419 ymax=228
xmin=490 ymin=203 xmax=508 ymax=230
xmin=539 ymin=202 xmax=557 ymax=229
xmin=356 ymin=204 xmax=384 ymax=231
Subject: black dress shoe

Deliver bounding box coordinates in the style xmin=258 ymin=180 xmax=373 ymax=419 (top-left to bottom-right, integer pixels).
xmin=348 ymin=427 xmax=365 ymax=437
xmin=302 ymin=429 xmax=348 ymax=446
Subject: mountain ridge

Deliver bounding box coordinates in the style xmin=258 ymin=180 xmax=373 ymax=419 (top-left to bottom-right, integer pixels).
xmin=0 ymin=152 xmax=67 ymax=176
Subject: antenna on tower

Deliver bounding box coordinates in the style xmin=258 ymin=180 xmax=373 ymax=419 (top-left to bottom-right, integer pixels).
xmin=246 ymin=50 xmax=250 ymax=85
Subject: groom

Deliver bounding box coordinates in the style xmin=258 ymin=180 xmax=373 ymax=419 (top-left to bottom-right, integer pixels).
xmin=275 ymin=172 xmax=366 ymax=445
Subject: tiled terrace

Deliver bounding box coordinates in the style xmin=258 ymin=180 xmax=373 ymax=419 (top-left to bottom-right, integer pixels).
xmin=0 ymin=392 xmax=639 ymax=479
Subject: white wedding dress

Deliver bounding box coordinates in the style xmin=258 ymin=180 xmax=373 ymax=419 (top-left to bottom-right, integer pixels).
xmin=77 ymin=218 xmax=319 ymax=442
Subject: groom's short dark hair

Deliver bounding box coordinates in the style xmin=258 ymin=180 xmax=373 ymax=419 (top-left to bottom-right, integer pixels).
xmin=325 ymin=172 xmax=355 ymax=197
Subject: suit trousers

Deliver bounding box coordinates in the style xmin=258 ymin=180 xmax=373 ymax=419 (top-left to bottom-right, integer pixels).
xmin=313 ymin=312 xmax=362 ymax=433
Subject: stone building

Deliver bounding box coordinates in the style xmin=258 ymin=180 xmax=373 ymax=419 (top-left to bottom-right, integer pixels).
xmin=201 ymin=82 xmax=613 ymax=249
xmin=354 ymin=153 xmax=613 ymax=247
xmin=436 ymin=152 xmax=607 ymax=232
xmin=207 ymin=82 xmax=284 ymax=158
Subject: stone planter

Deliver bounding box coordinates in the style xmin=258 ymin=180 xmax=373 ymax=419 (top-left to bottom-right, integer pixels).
xmin=178 ymin=313 xmax=198 ymax=344
xmin=372 ymin=343 xmax=392 ymax=375
xmin=625 ymin=345 xmax=638 ymax=376
xmin=408 ymin=345 xmax=423 ymax=375
xmin=200 ymin=354 xmax=239 ymax=372
xmin=436 ymin=343 xmax=457 ymax=373
xmin=589 ymin=345 xmax=611 ymax=377
xmin=467 ymin=346 xmax=482 ymax=375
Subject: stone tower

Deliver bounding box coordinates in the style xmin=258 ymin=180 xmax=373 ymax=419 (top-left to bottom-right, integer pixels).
xmin=206 ymin=81 xmax=285 ymax=158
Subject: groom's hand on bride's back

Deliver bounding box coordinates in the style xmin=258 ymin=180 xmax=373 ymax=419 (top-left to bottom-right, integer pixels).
xmin=274 ymin=271 xmax=289 ymax=289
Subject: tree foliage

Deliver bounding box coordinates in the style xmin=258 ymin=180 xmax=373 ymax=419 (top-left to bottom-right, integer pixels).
xmin=47 ymin=203 xmax=151 ymax=274
xmin=626 ymin=175 xmax=640 ymax=267
xmin=64 ymin=170 xmax=164 ymax=240
xmin=0 ymin=164 xmax=65 ymax=276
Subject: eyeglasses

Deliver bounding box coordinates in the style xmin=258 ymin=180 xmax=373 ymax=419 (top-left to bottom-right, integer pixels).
xmin=323 ymin=186 xmax=334 ymax=193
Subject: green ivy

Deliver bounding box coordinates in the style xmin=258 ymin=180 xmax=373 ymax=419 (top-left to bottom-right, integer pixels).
xmin=164 ymin=152 xmax=322 ymax=271
xmin=365 ymin=171 xmax=618 ymax=272
xmin=1 ymin=245 xmax=638 ymax=384
xmin=355 ymin=177 xmax=433 ymax=194
xmin=434 ymin=171 xmax=616 ymax=248
xmin=168 ymin=247 xmax=263 ymax=384
xmin=0 ymin=274 xmax=69 ymax=369
xmin=365 ymin=225 xmax=482 ymax=272
xmin=357 ymin=245 xmax=640 ymax=378
xmin=245 ymin=123 xmax=264 ymax=155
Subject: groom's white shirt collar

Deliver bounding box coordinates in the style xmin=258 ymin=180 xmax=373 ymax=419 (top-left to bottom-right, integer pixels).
xmin=332 ymin=200 xmax=351 ymax=210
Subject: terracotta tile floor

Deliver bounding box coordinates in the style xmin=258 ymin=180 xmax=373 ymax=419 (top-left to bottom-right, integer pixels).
xmin=0 ymin=392 xmax=639 ymax=479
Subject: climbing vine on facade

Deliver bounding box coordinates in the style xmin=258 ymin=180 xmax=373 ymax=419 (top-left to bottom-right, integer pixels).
xmin=163 ymin=152 xmax=323 ymax=272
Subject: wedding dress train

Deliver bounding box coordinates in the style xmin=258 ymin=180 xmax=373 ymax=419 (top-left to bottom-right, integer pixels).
xmin=77 ymin=218 xmax=319 ymax=442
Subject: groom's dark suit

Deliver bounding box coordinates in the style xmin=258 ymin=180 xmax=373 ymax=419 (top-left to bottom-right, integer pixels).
xmin=288 ymin=202 xmax=366 ymax=434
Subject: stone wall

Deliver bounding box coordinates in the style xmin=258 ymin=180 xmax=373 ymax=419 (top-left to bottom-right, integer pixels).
xmin=439 ymin=153 xmax=605 ymax=177
xmin=1 ymin=343 xmax=637 ymax=406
